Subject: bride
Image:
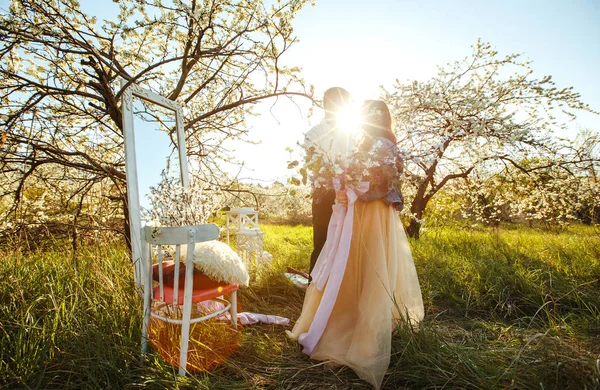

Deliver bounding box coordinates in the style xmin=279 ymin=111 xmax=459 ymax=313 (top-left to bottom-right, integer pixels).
xmin=287 ymin=100 xmax=425 ymax=389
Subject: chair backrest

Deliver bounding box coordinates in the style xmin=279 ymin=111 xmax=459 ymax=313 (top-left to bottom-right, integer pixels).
xmin=226 ymin=208 xmax=259 ymax=231
xmin=143 ymin=224 xmax=220 ymax=305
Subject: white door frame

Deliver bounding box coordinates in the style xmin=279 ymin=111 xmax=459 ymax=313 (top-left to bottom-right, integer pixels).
xmin=121 ymin=80 xmax=189 ymax=286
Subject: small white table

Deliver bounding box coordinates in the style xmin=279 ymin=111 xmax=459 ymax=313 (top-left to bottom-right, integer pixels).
xmin=236 ymin=228 xmax=267 ymax=273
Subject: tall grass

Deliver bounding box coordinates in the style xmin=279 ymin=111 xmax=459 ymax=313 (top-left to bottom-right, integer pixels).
xmin=0 ymin=241 xmax=144 ymax=388
xmin=1 ymin=224 xmax=599 ymax=389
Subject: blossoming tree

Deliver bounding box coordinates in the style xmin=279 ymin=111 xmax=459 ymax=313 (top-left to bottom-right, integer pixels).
xmin=0 ymin=0 xmax=313 ymax=246
xmin=460 ymin=130 xmax=600 ymax=227
xmin=384 ymin=40 xmax=599 ymax=237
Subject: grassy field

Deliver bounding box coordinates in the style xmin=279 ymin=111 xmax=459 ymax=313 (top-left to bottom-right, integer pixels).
xmin=1 ymin=223 xmax=599 ymax=389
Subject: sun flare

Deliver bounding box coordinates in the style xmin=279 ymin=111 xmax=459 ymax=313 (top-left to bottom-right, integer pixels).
xmin=335 ymin=103 xmax=362 ymax=134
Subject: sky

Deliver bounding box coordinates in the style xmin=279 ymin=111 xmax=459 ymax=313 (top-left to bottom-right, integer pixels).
xmin=2 ymin=0 xmax=599 ymax=195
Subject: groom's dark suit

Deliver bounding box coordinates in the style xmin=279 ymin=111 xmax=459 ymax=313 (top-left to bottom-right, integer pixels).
xmin=310 ymin=188 xmax=336 ymax=275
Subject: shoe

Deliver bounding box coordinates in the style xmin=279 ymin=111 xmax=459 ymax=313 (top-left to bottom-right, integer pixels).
xmin=284 ymin=273 xmax=309 ymax=290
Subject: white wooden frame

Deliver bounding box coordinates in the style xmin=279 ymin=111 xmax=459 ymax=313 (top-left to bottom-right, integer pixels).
xmin=121 ymin=80 xmax=190 ymax=286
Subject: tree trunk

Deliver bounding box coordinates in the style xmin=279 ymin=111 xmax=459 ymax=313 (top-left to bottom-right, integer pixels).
xmin=406 ymin=193 xmax=426 ymax=239
xmin=406 ymin=219 xmax=421 ymax=239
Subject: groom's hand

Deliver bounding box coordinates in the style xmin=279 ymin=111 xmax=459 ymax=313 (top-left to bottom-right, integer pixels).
xmin=335 ymin=190 xmax=348 ymax=207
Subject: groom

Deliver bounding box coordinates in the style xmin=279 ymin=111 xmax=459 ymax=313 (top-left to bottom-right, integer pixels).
xmin=304 ymin=87 xmax=353 ymax=278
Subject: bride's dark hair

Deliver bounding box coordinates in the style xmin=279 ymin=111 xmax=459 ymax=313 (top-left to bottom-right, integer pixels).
xmin=359 ymin=100 xmax=396 ymax=151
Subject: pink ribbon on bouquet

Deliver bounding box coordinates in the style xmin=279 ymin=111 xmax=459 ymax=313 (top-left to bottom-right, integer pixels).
xmin=299 ymin=182 xmax=369 ymax=355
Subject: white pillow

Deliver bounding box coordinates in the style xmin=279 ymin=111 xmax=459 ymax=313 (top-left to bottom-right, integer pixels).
xmin=180 ymin=241 xmax=249 ymax=286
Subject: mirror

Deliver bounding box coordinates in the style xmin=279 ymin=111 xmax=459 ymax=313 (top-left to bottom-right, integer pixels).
xmin=121 ymin=81 xmax=189 ymax=286
xmin=131 ymin=98 xmax=181 ymax=215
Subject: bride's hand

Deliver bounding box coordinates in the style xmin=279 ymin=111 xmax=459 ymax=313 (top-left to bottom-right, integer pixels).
xmin=335 ymin=190 xmax=348 ymax=206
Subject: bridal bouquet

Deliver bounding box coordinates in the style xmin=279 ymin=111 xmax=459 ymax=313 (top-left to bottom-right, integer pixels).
xmin=304 ymin=139 xmax=401 ymax=196
xmin=304 ymin=142 xmax=364 ymax=193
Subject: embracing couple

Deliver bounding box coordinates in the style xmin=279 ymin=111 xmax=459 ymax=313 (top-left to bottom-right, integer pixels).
xmin=287 ymin=87 xmax=425 ymax=389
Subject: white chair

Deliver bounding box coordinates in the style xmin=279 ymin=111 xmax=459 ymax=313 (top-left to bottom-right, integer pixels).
xmin=141 ymin=224 xmax=238 ymax=376
xmin=225 ymin=207 xmax=259 ymax=244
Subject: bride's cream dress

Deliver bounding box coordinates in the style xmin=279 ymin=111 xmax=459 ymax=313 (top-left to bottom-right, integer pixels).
xmin=288 ymin=200 xmax=425 ymax=389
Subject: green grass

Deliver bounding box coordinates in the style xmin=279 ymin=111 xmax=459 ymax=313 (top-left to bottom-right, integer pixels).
xmin=1 ymin=224 xmax=599 ymax=389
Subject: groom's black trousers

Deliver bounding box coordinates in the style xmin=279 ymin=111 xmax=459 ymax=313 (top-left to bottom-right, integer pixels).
xmin=310 ymin=188 xmax=336 ymax=277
